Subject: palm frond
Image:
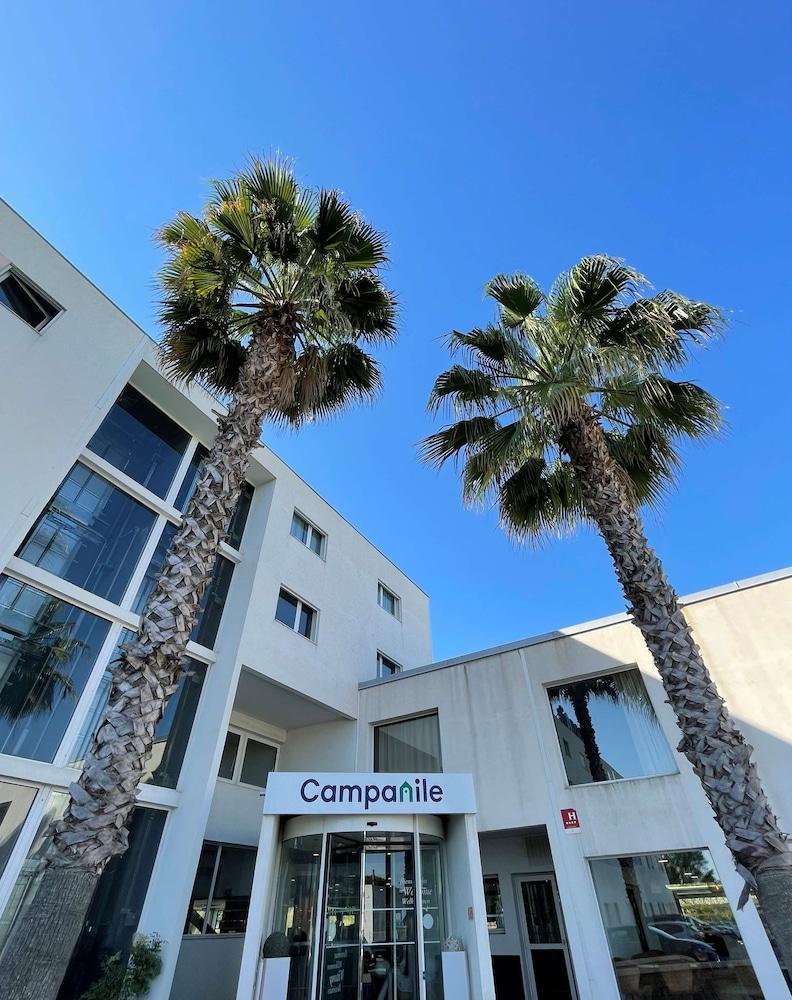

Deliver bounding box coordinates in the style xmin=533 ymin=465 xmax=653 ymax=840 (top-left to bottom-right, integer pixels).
xmin=486 ymin=273 xmax=544 ymax=327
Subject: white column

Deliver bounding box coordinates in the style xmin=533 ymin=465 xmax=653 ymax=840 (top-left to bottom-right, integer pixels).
xmin=236 ymin=813 xmax=281 ymax=1000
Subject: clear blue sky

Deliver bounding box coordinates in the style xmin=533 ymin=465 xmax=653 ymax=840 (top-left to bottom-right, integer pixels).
xmin=2 ymin=1 xmax=790 ymax=661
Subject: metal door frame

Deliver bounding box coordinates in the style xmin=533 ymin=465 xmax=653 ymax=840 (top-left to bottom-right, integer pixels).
xmin=513 ymin=872 xmax=578 ymax=1000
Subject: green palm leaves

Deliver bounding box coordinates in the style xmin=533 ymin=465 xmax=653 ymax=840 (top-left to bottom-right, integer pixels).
xmin=423 ymin=255 xmax=723 ymax=539
xmin=157 ymin=156 xmax=396 ymax=423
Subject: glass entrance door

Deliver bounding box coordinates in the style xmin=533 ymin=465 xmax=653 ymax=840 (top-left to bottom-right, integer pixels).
xmin=320 ymin=832 xmax=420 ymax=1000
xmin=516 ymin=874 xmax=576 ymax=1000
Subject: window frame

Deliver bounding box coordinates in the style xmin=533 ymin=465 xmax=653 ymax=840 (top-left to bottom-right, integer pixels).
xmin=216 ymin=726 xmax=279 ymax=791
xmin=290 ymin=509 xmax=327 ymax=559
xmin=483 ymin=874 xmax=506 ymax=934
xmin=274 ymin=586 xmax=318 ymax=642
xmin=183 ymin=840 xmax=258 ymax=937
xmin=373 ymin=710 xmax=442 ymax=773
xmin=545 ymin=664 xmax=678 ymax=789
xmin=376 ymin=650 xmax=402 ymax=678
xmin=377 ymin=581 xmax=401 ymax=620
xmin=0 ymin=263 xmax=63 ymax=333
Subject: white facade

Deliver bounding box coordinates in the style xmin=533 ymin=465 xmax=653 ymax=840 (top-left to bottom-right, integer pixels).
xmin=1 ymin=199 xmax=791 ymax=1000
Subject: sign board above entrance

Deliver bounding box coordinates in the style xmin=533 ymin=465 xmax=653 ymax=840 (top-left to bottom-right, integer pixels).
xmin=264 ymin=772 xmax=477 ymax=815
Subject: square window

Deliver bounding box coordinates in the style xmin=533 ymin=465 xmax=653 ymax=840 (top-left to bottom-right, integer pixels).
xmin=547 ymin=668 xmax=676 ymax=785
xmin=377 ymin=652 xmax=401 ymax=678
xmin=374 ymin=713 xmax=441 ymax=773
xmin=239 ymin=738 xmax=277 ymax=787
xmin=291 ymin=511 xmax=325 ymax=557
xmin=0 ymin=269 xmax=61 ymax=331
xmin=275 ymin=588 xmax=317 ymax=641
xmin=378 ymin=583 xmax=400 ymax=618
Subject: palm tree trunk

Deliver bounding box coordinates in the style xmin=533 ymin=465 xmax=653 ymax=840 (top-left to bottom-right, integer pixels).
xmin=560 ymin=407 xmax=792 ymax=975
xmin=0 ymin=308 xmax=295 ymax=1000
xmin=568 ymin=687 xmax=608 ymax=782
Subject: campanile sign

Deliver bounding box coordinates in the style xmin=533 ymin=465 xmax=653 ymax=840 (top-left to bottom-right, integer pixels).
xmin=263 ymin=772 xmax=476 ymax=815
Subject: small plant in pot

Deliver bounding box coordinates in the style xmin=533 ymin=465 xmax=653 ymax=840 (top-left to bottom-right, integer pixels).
xmin=262 ymin=932 xmax=291 ymax=959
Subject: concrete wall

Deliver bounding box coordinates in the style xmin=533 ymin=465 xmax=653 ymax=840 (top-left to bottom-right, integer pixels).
xmin=358 ymin=572 xmax=792 ymax=1000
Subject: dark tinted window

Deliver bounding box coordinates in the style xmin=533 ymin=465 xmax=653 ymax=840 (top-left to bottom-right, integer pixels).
xmin=58 ymin=807 xmax=166 ymax=1000
xmin=67 ymin=628 xmax=206 ymax=790
xmin=547 ymin=669 xmax=676 ymax=785
xmin=0 ymin=576 xmax=110 ymax=762
xmin=174 ymin=444 xmax=209 ymax=512
xmin=18 ymin=463 xmax=156 ymax=604
xmin=227 ymin=482 xmax=254 ymax=549
xmin=0 ymin=271 xmax=60 ymax=331
xmin=87 ymin=385 xmax=190 ymax=498
xmin=218 ymin=731 xmax=240 ymax=779
xmin=132 ymin=521 xmax=178 ymax=614
xmin=184 ymin=842 xmax=256 ymax=935
xmin=275 ymin=589 xmax=299 ymax=630
xmin=239 ymin=738 xmax=277 ymax=787
xmin=191 ymin=556 xmax=234 ymax=649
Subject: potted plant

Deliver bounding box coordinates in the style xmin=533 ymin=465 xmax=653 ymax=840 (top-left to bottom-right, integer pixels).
xmin=441 ymin=936 xmax=469 ymax=999
xmin=259 ymin=933 xmax=291 ymax=1000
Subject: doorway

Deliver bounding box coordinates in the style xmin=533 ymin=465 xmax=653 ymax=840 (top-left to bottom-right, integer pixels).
xmin=514 ymin=873 xmax=576 ymax=1000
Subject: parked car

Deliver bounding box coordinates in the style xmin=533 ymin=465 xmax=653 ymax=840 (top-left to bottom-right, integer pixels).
xmin=647 ymin=923 xmax=721 ymax=963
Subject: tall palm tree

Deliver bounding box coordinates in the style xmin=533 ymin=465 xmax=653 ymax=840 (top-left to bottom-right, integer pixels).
xmin=423 ymin=255 xmax=792 ymax=971
xmin=0 ymin=157 xmax=397 ymax=1000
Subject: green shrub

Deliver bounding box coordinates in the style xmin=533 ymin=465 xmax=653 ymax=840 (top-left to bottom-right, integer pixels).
xmin=78 ymin=933 xmax=163 ymax=1000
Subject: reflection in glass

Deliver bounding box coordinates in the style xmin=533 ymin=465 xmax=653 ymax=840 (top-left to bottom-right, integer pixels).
xmin=87 ymin=385 xmax=190 ymax=499
xmin=0 ymin=781 xmax=37 ymax=878
xmin=132 ymin=522 xmax=177 ymax=614
xmin=174 ymin=444 xmax=209 ymax=512
xmin=421 ymin=835 xmax=446 ymax=1000
xmin=17 ymin=463 xmax=157 ymax=604
xmin=68 ymin=627 xmax=206 ymax=789
xmin=374 ymin=714 xmax=442 ymax=773
xmin=0 ymin=577 xmax=110 ymax=762
xmin=548 ymin=669 xmax=676 ymax=785
xmin=184 ymin=842 xmax=256 ymax=935
xmin=484 ymin=875 xmax=505 ymax=933
xmin=271 ymin=835 xmax=323 ymax=1000
xmin=591 ymin=849 xmax=765 ymax=1000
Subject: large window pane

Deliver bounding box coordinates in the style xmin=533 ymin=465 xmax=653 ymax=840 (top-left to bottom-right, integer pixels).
xmin=58 ymin=807 xmax=166 ymax=1000
xmin=374 ymin=714 xmax=442 ymax=773
xmin=87 ymin=385 xmax=189 ymax=498
xmin=67 ymin=629 xmax=206 ymax=789
xmin=17 ymin=463 xmax=156 ymax=604
xmin=591 ymin=849 xmax=765 ymax=1000
xmin=191 ymin=555 xmax=234 ymax=649
xmin=270 ymin=835 xmax=322 ymax=1000
xmin=0 ymin=577 xmax=110 ymax=761
xmin=239 ymin=738 xmax=277 ymax=788
xmin=0 ymin=780 xmax=37 ymax=878
xmin=133 ymin=524 xmax=233 ymax=650
xmin=184 ymin=842 xmax=256 ymax=935
xmin=548 ymin=668 xmax=676 ymax=785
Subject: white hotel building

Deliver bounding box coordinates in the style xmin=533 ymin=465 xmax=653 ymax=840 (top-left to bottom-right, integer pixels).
xmin=0 ymin=198 xmax=791 ymax=1000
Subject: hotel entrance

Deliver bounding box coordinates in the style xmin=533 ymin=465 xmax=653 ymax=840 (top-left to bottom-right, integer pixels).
xmin=268 ymin=816 xmax=446 ymax=1000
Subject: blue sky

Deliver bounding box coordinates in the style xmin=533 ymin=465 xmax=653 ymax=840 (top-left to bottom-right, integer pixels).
xmin=2 ymin=1 xmax=791 ymax=661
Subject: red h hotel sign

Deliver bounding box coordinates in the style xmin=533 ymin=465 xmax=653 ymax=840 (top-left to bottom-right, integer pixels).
xmin=561 ymin=807 xmax=580 ymax=830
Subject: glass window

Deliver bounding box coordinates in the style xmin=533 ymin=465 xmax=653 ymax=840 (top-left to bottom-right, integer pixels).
xmin=87 ymin=385 xmax=190 ymax=498
xmin=484 ymin=876 xmax=505 ymax=932
xmin=218 ymin=730 xmax=240 ymax=780
xmin=227 ymin=482 xmax=254 ymax=550
xmin=239 ymin=738 xmax=277 ymax=787
xmin=131 ymin=521 xmax=178 ymax=614
xmin=270 ymin=835 xmax=323 ymax=1000
xmin=276 ymin=589 xmax=316 ymax=641
xmin=173 ymin=444 xmax=209 ymax=512
xmin=374 ymin=713 xmax=442 ymax=773
xmin=377 ymin=652 xmax=401 ymax=678
xmin=591 ymin=849 xmax=765 ymax=1000
xmin=0 ymin=781 xmax=37 ymax=879
xmin=421 ymin=834 xmax=447 ymax=1000
xmin=67 ymin=629 xmax=206 ymax=789
xmin=217 ymin=730 xmax=277 ymax=788
xmin=184 ymin=842 xmax=256 ymax=935
xmin=0 ymin=794 xmax=164 ymax=1000
xmin=17 ymin=463 xmax=157 ymax=604
xmin=0 ymin=269 xmax=60 ymax=331
xmin=378 ymin=583 xmax=400 ymax=618
xmin=291 ymin=511 xmax=325 ymax=557
xmin=547 ymin=668 xmax=677 ymax=785
xmin=0 ymin=577 xmax=111 ymax=762
xmin=191 ymin=555 xmax=234 ymax=649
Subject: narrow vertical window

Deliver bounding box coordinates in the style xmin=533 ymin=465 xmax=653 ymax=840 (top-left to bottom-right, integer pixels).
xmin=484 ymin=876 xmax=505 ymax=932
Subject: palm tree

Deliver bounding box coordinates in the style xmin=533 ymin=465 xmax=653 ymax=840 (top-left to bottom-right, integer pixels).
xmin=423 ymin=255 xmax=792 ymax=972
xmin=0 ymin=156 xmax=397 ymax=1000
